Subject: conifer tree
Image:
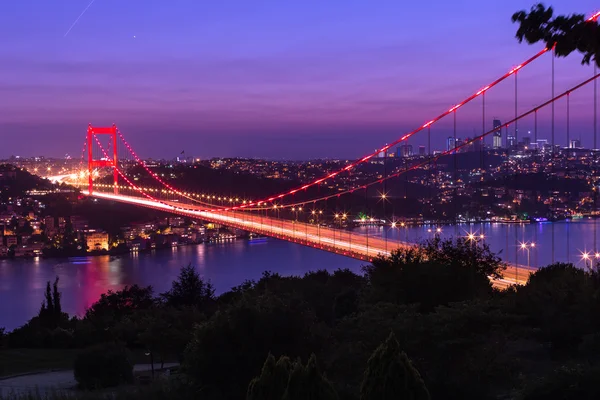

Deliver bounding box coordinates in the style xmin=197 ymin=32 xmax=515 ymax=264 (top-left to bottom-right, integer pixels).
xmin=360 ymin=332 xmax=429 ymax=400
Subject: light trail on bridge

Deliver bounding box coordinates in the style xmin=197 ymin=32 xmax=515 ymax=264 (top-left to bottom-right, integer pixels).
xmin=83 ymin=70 xmax=600 ymax=290
xmin=80 ymin=12 xmax=600 ymax=290
xmin=89 ymin=191 xmax=531 ymax=289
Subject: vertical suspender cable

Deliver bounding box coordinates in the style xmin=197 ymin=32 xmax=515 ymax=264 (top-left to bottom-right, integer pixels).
xmin=454 ymin=110 xmax=458 ymax=237
xmin=567 ymin=92 xmax=570 ymax=263
xmin=515 ymin=71 xmax=519 ymax=274
xmin=505 ymin=124 xmax=509 ymax=267
xmin=552 ymin=48 xmax=556 ymax=264
xmin=482 ymin=92 xmax=485 ymax=238
xmin=383 ymin=150 xmax=387 ymax=253
xmin=365 ymin=187 xmax=369 ymax=257
xmin=595 ymin=63 xmax=598 ymax=256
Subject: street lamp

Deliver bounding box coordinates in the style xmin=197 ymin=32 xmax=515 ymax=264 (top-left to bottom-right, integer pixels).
xmin=519 ymin=241 xmax=535 ymax=267
xmin=520 ymin=242 xmax=529 ymax=267
xmin=581 ymin=251 xmax=591 ymax=269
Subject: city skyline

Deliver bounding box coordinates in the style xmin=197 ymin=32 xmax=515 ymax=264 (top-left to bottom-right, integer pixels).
xmin=1 ymin=0 xmax=599 ymax=159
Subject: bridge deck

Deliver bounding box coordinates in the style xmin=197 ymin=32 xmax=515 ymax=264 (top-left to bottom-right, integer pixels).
xmin=91 ymin=192 xmax=533 ymax=288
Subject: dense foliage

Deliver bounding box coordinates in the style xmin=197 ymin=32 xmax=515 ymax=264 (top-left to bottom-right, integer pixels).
xmin=6 ymin=237 xmax=600 ymax=399
xmin=247 ymin=354 xmax=338 ymax=400
xmin=512 ymin=3 xmax=600 ymax=67
xmin=360 ymin=332 xmax=429 ymax=400
xmin=73 ymin=343 xmax=134 ymax=389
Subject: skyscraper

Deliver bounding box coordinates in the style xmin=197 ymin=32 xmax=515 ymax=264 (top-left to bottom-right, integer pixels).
xmin=493 ymin=119 xmax=502 ymax=149
xmin=507 ymin=125 xmax=516 ymax=148
xmin=400 ymin=144 xmax=413 ymax=157
xmin=418 ymin=145 xmax=426 ymax=156
xmin=447 ymin=137 xmax=456 ymax=152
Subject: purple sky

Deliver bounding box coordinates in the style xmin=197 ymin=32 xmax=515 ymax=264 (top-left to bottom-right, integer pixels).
xmin=1 ymin=0 xmax=599 ymax=160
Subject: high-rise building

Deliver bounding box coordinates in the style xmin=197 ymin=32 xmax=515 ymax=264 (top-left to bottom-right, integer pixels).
xmin=400 ymin=144 xmax=413 ymax=157
xmin=570 ymin=139 xmax=581 ymax=148
xmin=507 ymin=134 xmax=516 ymax=148
xmin=456 ymin=138 xmax=464 ymax=150
xmin=522 ymin=137 xmax=531 ymax=147
xmin=493 ymin=119 xmax=502 ymax=148
xmin=447 ymin=137 xmax=456 ymax=152
xmin=418 ymin=145 xmax=426 ymax=156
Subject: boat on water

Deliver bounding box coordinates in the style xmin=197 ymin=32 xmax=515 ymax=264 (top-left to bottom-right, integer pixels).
xmin=248 ymin=235 xmax=268 ymax=243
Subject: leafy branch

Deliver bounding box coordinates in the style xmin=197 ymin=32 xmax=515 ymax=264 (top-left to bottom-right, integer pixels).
xmin=512 ymin=3 xmax=600 ymax=67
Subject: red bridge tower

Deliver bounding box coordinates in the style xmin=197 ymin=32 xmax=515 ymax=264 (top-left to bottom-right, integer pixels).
xmin=87 ymin=124 xmax=118 ymax=195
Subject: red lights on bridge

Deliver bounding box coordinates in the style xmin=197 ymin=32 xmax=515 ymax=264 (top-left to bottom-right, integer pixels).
xmin=87 ymin=124 xmax=118 ymax=196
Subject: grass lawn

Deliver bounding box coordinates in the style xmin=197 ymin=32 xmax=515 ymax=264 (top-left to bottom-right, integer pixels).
xmin=0 ymin=348 xmax=80 ymax=378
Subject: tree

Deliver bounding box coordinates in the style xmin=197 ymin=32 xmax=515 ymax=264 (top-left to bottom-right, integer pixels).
xmin=84 ymin=285 xmax=155 ymax=339
xmin=247 ymin=354 xmax=293 ymax=400
xmin=160 ymin=264 xmax=215 ymax=310
xmin=247 ymin=353 xmax=338 ymax=400
xmin=512 ymin=4 xmax=600 ymax=67
xmin=184 ymin=294 xmax=320 ymax=398
xmin=521 ymin=364 xmax=600 ymax=400
xmin=41 ymin=279 xmax=55 ymax=317
xmin=362 ymin=238 xmax=501 ymax=310
xmin=16 ymin=220 xmax=34 ymax=236
xmin=38 ymin=277 xmax=66 ymax=329
xmin=52 ymin=276 xmax=62 ymax=317
xmin=360 ymin=332 xmax=429 ymax=400
xmin=514 ymin=263 xmax=596 ymax=349
xmin=73 ymin=343 xmax=134 ymax=389
xmin=283 ymin=354 xmax=338 ymax=400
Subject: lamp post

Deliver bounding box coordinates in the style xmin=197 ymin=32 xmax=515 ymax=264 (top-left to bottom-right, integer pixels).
xmin=582 ymin=251 xmax=591 ymax=269
xmin=520 ymin=242 xmax=530 ymax=267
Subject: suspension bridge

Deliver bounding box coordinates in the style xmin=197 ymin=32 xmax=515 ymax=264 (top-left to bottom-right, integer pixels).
xmin=51 ymin=11 xmax=600 ymax=289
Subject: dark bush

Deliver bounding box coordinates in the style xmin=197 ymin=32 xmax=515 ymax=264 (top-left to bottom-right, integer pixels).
xmin=362 ymin=237 xmax=500 ymax=310
xmin=74 ymin=343 xmax=134 ymax=389
xmin=520 ymin=364 xmax=600 ymax=400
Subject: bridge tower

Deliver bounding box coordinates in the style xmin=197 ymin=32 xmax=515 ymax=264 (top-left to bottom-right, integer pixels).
xmin=87 ymin=124 xmax=118 ymax=195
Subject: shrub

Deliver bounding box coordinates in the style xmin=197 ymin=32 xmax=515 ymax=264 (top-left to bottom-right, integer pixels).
xmin=360 ymin=332 xmax=429 ymax=400
xmin=74 ymin=343 xmax=134 ymax=389
xmin=520 ymin=364 xmax=600 ymax=400
xmin=247 ymin=353 xmax=338 ymax=400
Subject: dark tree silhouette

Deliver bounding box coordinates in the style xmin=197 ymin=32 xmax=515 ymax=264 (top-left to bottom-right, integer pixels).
xmin=512 ymin=4 xmax=600 ymax=67
xmin=283 ymin=354 xmax=338 ymax=400
xmin=362 ymin=237 xmax=503 ymax=309
xmin=160 ymin=264 xmax=215 ymax=310
xmin=84 ymin=285 xmax=155 ymax=325
xmin=38 ymin=277 xmax=64 ymax=328
xmin=360 ymin=332 xmax=429 ymax=400
xmin=247 ymin=354 xmax=293 ymax=400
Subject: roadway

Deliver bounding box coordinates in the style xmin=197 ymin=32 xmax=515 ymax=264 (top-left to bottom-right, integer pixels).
xmin=90 ymin=192 xmax=533 ymax=288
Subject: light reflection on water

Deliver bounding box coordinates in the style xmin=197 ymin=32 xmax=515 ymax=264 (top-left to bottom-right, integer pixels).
xmin=1 ymin=220 xmax=598 ymax=330
xmin=358 ymin=219 xmax=600 ymax=268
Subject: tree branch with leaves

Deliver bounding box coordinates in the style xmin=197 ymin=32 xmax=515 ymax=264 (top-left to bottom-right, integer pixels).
xmin=512 ymin=4 xmax=600 ymax=67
